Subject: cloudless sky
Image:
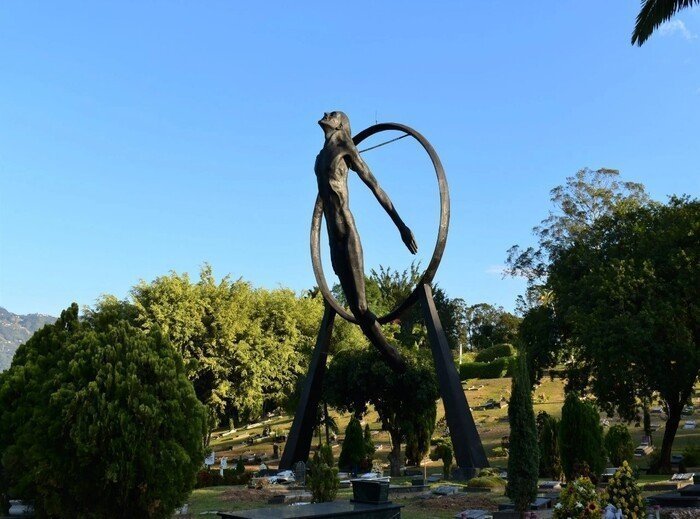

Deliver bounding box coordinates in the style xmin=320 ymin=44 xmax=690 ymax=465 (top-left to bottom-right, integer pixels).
xmin=1 ymin=2 xmax=699 ymax=316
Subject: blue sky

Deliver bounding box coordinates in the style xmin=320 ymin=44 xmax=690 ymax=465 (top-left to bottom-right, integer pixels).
xmin=1 ymin=2 xmax=698 ymax=316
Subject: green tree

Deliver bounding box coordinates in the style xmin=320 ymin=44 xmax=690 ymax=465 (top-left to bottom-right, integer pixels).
xmin=131 ymin=267 xmax=254 ymax=423
xmin=325 ymin=348 xmax=438 ymax=476
xmin=605 ymin=425 xmax=635 ymax=467
xmin=506 ymin=354 xmax=539 ymax=512
xmin=549 ymin=197 xmax=699 ymax=472
xmin=559 ymin=393 xmax=605 ymax=481
xmin=0 ymin=303 xmax=207 ymax=518
xmin=131 ymin=265 xmax=324 ymax=429
xmin=431 ymin=287 xmax=468 ymax=351
xmin=518 ymin=305 xmax=561 ymax=383
xmin=536 ymin=411 xmax=562 ymax=480
xmin=405 ymin=419 xmax=432 ymax=467
xmin=632 ymin=0 xmax=700 ymax=46
xmin=333 ymin=264 xmax=468 ymax=351
xmin=506 ymin=168 xmax=648 ymax=312
xmin=338 ymin=417 xmax=365 ymax=472
xmin=466 ymin=303 xmax=520 ymax=350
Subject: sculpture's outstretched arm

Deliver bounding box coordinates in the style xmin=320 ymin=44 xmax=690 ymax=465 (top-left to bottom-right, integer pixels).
xmin=349 ymin=149 xmax=418 ymax=254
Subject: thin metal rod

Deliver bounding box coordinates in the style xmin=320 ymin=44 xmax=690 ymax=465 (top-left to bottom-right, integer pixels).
xmin=358 ymin=133 xmax=410 ymax=154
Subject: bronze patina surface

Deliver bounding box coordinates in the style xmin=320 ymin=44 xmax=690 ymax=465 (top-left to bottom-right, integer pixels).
xmin=311 ymin=120 xmax=450 ymax=326
xmin=313 ymin=111 xmax=416 ymax=373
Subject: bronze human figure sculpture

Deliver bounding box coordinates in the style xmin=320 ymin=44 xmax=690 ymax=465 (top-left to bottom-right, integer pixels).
xmin=280 ymin=115 xmax=488 ymax=475
xmin=315 ymin=111 xmax=416 ymax=373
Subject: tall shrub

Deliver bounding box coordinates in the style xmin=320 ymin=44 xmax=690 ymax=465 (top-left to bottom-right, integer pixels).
xmin=560 ymin=393 xmax=605 ymax=481
xmin=537 ymin=411 xmax=562 ymax=479
xmin=430 ymin=440 xmax=453 ymax=480
xmin=363 ymin=425 xmax=375 ymax=469
xmin=338 ymin=417 xmax=365 ymax=472
xmin=506 ymin=354 xmax=539 ymax=512
xmin=0 ymin=303 xmax=207 ymax=518
xmin=307 ymin=445 xmax=339 ymax=503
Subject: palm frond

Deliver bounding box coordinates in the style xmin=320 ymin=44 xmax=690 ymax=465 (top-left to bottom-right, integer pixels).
xmin=632 ymin=0 xmax=699 ymax=46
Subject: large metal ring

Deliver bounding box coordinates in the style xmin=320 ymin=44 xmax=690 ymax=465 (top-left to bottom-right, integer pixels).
xmin=311 ymin=122 xmax=449 ymax=324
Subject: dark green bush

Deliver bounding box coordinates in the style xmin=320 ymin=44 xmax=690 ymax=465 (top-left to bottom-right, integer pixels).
xmin=430 ymin=439 xmax=453 ymax=479
xmin=459 ymin=357 xmax=509 ymax=379
xmin=0 ymin=303 xmax=207 ymax=518
xmin=361 ymin=424 xmax=375 ymax=470
xmin=222 ymin=469 xmax=253 ymax=486
xmin=475 ymin=343 xmax=515 ymax=362
xmin=491 ymin=446 xmax=509 ymax=457
xmin=195 ymin=469 xmax=252 ymax=488
xmin=682 ymin=444 xmax=700 ymax=466
xmin=338 ymin=417 xmax=365 ymax=471
xmin=196 ymin=469 xmax=214 ymax=488
xmin=536 ymin=411 xmax=562 ymax=479
xmin=604 ymin=424 xmax=635 ymax=466
xmin=559 ymin=393 xmax=605 ymax=481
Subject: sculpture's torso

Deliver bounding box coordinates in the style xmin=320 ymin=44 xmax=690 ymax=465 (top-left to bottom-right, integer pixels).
xmin=314 ymin=138 xmax=357 ymax=244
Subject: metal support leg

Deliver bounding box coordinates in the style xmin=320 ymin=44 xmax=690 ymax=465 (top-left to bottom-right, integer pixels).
xmin=279 ymin=303 xmax=336 ymax=469
xmin=418 ymin=283 xmax=488 ymax=477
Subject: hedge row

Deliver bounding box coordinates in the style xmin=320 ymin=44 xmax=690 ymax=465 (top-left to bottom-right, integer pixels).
xmin=474 ymin=343 xmax=515 ymax=363
xmin=195 ymin=469 xmax=253 ymax=488
xmin=459 ymin=357 xmax=515 ymax=380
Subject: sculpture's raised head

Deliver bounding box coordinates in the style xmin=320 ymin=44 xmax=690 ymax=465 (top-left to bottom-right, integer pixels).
xmin=318 ymin=111 xmax=351 ymax=137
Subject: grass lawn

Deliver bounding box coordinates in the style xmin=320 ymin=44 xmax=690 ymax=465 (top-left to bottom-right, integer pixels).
xmin=184 ymin=484 xmax=505 ymax=519
xmin=185 ymin=486 xmax=270 ymax=518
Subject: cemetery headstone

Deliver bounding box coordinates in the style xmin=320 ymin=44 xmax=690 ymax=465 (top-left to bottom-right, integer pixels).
xmin=293 ymin=460 xmax=306 ymax=486
xmin=204 ymin=451 xmax=215 ymax=467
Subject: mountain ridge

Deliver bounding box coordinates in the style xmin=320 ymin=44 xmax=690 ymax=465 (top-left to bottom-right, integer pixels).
xmin=0 ymin=307 xmax=57 ymax=371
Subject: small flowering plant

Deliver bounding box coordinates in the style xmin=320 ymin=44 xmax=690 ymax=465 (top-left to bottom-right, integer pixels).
xmin=553 ymin=477 xmax=604 ymax=519
xmin=602 ymin=461 xmax=646 ymax=519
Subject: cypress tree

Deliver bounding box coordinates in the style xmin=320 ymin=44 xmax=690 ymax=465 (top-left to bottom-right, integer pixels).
xmin=506 ymin=353 xmax=539 ymax=512
xmin=338 ymin=417 xmax=365 ymax=472
xmin=537 ymin=411 xmax=562 ymax=479
xmin=363 ymin=424 xmax=375 ymax=466
xmin=559 ymin=392 xmax=605 ymax=481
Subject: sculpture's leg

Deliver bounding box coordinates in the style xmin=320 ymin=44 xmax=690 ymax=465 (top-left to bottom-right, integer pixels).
xmin=358 ymin=318 xmax=407 ymax=374
xmin=418 ymin=283 xmax=488 ymax=478
xmin=279 ymin=303 xmax=336 ymax=469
